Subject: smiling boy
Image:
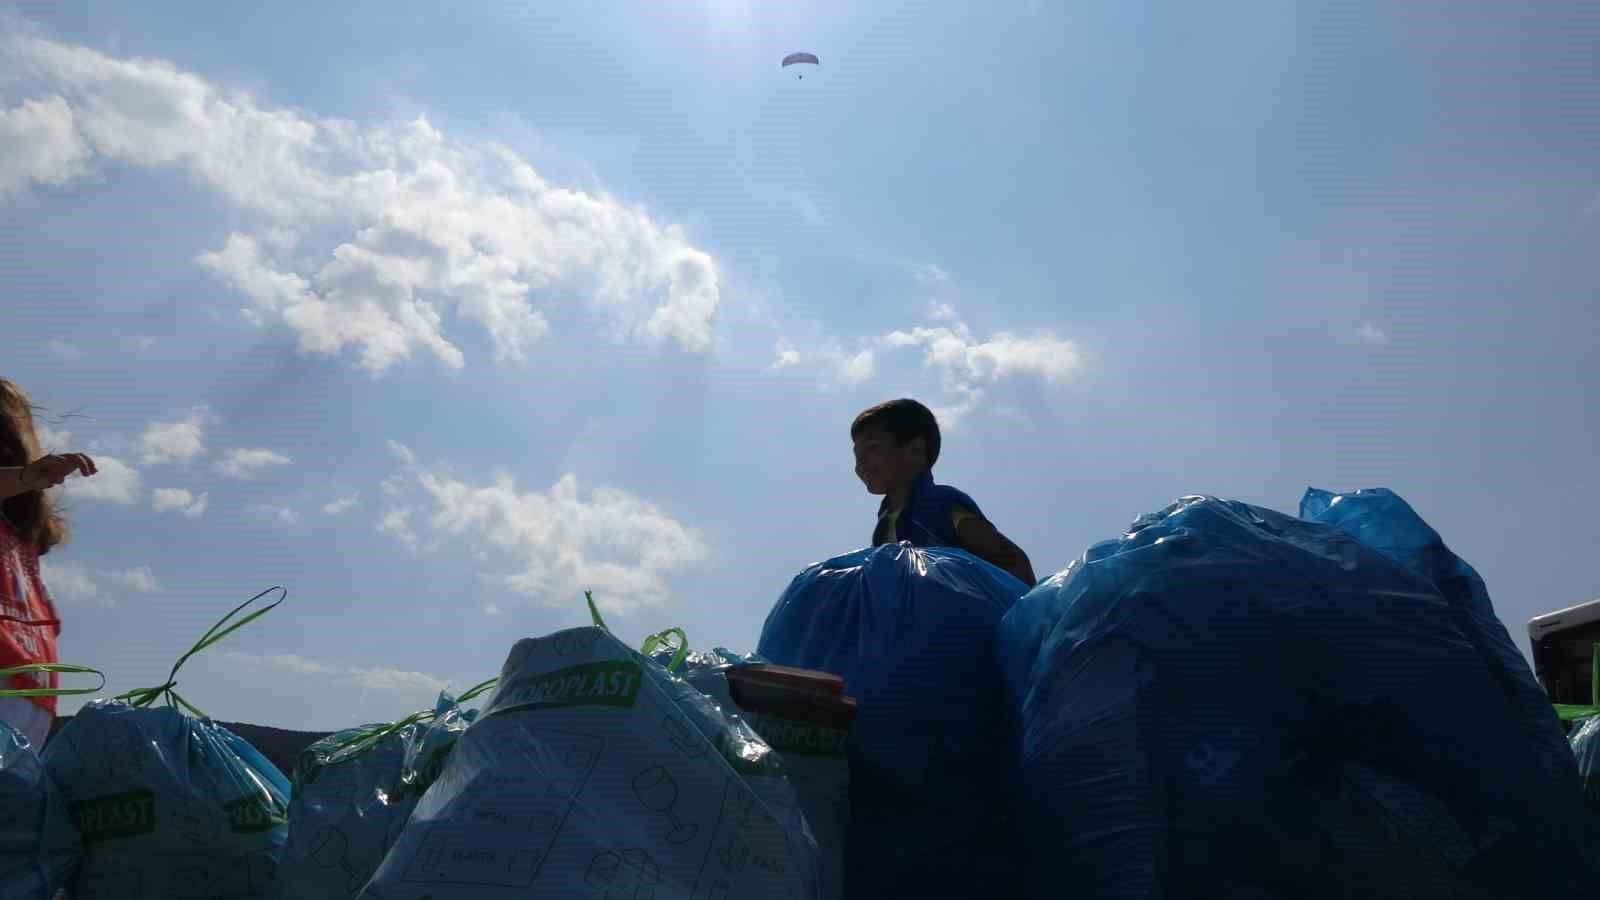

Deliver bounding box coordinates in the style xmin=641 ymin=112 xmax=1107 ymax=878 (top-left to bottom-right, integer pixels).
xmin=850 ymin=398 xmax=1036 ymax=586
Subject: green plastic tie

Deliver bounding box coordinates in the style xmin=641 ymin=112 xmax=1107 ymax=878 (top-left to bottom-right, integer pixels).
xmin=641 ymin=627 xmax=690 ymax=673
xmin=324 ymin=676 xmax=499 ymax=758
xmin=113 ymin=586 xmax=286 ymax=718
xmin=586 ymin=590 xmax=609 ymax=631
xmin=0 ymin=663 xmax=106 ymax=698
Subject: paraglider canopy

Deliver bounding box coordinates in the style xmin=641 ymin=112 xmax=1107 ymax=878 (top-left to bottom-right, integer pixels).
xmin=782 ymin=52 xmax=819 ymax=78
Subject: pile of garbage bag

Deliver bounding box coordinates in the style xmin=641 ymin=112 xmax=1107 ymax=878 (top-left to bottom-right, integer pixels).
xmin=996 ymin=488 xmax=1592 ymax=899
xmin=276 ymin=682 xmax=491 ymax=898
xmin=0 ymin=718 xmax=78 ymax=900
xmin=648 ymin=643 xmax=855 ymax=900
xmin=758 ymin=543 xmax=1029 ymax=900
xmin=359 ymin=625 xmax=820 ymax=900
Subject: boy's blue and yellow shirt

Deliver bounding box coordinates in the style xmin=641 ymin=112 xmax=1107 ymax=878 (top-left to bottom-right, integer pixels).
xmin=872 ymin=469 xmax=985 ymax=550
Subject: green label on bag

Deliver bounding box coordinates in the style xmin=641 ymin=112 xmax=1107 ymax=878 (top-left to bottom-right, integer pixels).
xmin=224 ymin=793 xmax=287 ymax=834
xmin=493 ymin=661 xmax=642 ymax=715
xmin=746 ymin=714 xmax=849 ymax=757
xmin=73 ymin=789 xmax=156 ymax=843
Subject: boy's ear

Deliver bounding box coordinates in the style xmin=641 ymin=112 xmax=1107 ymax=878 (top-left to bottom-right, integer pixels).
xmin=904 ymin=436 xmax=928 ymax=465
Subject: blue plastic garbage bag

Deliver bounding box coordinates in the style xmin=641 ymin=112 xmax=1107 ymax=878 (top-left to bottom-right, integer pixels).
xmin=1300 ymin=486 xmax=1579 ymax=792
xmin=651 ymin=645 xmax=852 ymax=900
xmin=758 ymin=543 xmax=1029 ymax=900
xmin=42 ymin=700 xmax=291 ymax=899
xmin=0 ymin=720 xmax=78 ymax=900
xmin=996 ymin=493 xmax=1592 ymax=900
xmin=276 ymin=683 xmax=490 ymax=899
xmin=359 ymin=626 xmax=819 ymax=900
xmin=1573 ymin=717 xmax=1600 ymax=814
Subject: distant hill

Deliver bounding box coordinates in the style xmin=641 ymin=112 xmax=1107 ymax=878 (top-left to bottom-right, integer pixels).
xmin=47 ymin=715 xmax=333 ymax=779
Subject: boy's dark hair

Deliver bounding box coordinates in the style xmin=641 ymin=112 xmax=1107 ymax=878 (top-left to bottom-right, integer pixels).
xmin=851 ymin=398 xmax=941 ymax=467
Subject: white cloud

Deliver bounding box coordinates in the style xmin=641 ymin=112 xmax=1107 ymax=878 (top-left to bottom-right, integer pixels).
xmin=377 ymin=507 xmax=418 ymax=549
xmin=0 ymin=95 xmax=91 ymax=196
xmin=221 ymin=652 xmax=447 ymax=696
xmin=39 ymin=559 xmax=107 ymax=607
xmin=46 ymin=339 xmax=80 ymax=359
xmin=139 ymin=409 xmax=207 ymax=463
xmin=379 ymin=453 xmax=707 ymax=612
xmin=151 ymin=487 xmax=208 ymax=517
xmin=322 ymin=493 xmax=358 ymax=515
xmin=879 ymin=324 xmax=1082 ymax=384
xmin=105 ymin=565 xmax=158 ymax=593
xmin=1357 ymin=323 xmax=1388 ymax=345
xmin=777 ymin=307 xmax=1083 ymax=421
xmin=217 ymin=447 xmax=291 ymax=478
xmin=58 ymin=454 xmax=138 ymax=504
xmin=910 ymin=262 xmax=951 ymax=286
xmin=256 ymin=504 xmax=301 ymax=525
xmin=39 ymin=560 xmax=157 ymax=606
xmin=126 ymin=335 xmax=157 ymax=351
xmin=33 ymin=422 xmax=70 ymax=452
xmin=833 ymin=348 xmax=875 ymax=384
xmin=151 ymin=487 xmax=192 ymax=511
xmin=385 ymin=440 xmax=415 ymax=465
xmin=2 ymin=34 xmax=722 ymax=373
xmin=770 ymin=338 xmax=801 ymax=370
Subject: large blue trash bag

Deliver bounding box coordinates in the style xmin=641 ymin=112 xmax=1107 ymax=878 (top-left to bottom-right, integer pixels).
xmin=358 ymin=626 xmax=819 ymax=900
xmin=757 ymin=543 xmax=1029 ymax=900
xmin=1300 ymin=486 xmax=1578 ymax=792
xmin=43 ymin=701 xmax=291 ymax=899
xmin=996 ymin=493 xmax=1593 ymax=900
xmin=276 ymin=682 xmax=490 ymax=899
xmin=41 ymin=587 xmax=293 ymax=899
xmin=649 ymin=644 xmax=853 ymax=900
xmin=0 ymin=720 xmax=79 ymax=900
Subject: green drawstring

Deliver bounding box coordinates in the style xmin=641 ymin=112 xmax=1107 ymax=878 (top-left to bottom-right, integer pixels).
xmin=113 ymin=586 xmax=285 ymax=719
xmin=0 ymin=662 xmax=105 ymax=698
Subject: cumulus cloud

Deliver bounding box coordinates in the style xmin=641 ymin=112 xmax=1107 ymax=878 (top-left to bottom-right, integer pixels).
xmin=322 ymin=493 xmax=358 ymax=515
xmin=2 ymin=34 xmax=722 ymax=373
xmin=376 ymin=507 xmax=418 ymax=549
xmin=217 ymin=447 xmax=291 ymax=478
xmin=1357 ymin=323 xmax=1388 ymax=345
xmin=0 ymin=95 xmax=91 ymax=196
xmin=105 ymin=565 xmax=158 ymax=593
xmin=39 ymin=559 xmax=106 ymax=607
xmin=770 ymin=338 xmax=801 ymax=370
xmin=58 ymin=454 xmax=138 ymax=504
xmin=256 ymin=504 xmax=301 ymax=525
xmin=151 ymin=487 xmax=208 ymax=517
xmin=910 ymin=262 xmax=951 ymax=285
xmin=46 ymin=339 xmax=80 ymax=359
xmin=221 ymin=652 xmax=447 ymax=696
xmin=378 ymin=450 xmax=706 ymax=612
xmin=40 ymin=560 xmax=157 ymax=606
xmin=139 ymin=409 xmax=207 ymax=463
xmin=33 ymin=422 xmax=71 ymax=452
xmin=879 ymin=324 xmax=1081 ymax=384
xmin=830 ymin=348 xmax=875 ymax=384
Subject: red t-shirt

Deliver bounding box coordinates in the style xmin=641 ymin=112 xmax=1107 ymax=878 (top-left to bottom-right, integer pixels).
xmin=0 ymin=516 xmax=60 ymax=715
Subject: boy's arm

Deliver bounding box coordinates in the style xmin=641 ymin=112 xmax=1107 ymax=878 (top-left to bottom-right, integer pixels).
xmin=956 ymin=516 xmax=1037 ymax=587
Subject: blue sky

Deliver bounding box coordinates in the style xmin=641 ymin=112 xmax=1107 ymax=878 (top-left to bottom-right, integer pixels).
xmin=3 ymin=1 xmax=1595 ymax=730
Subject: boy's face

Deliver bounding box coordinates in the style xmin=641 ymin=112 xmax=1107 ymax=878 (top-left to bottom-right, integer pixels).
xmin=852 ymin=425 xmax=926 ymax=497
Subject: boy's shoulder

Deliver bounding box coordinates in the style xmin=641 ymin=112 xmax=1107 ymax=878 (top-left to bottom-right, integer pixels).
xmin=926 ymin=479 xmax=984 ymax=516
